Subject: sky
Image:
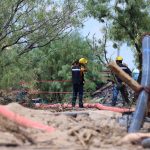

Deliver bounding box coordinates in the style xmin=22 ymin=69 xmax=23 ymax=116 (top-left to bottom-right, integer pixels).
xmin=80 ymin=18 xmax=135 ymax=70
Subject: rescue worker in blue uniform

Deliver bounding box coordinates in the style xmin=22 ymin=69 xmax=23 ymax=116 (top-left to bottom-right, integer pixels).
xmin=71 ymin=58 xmax=88 ymax=108
xmin=112 ymin=56 xmax=132 ymax=106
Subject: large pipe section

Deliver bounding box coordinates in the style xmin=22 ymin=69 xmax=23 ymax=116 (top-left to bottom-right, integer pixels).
xmin=128 ymin=34 xmax=150 ymax=132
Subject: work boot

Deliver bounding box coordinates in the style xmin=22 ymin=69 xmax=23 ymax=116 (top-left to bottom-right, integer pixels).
xmin=72 ymin=103 xmax=75 ymax=108
xmin=72 ymin=98 xmax=76 ymax=108
xmin=79 ymin=104 xmax=84 ymax=108
xmin=79 ymin=99 xmax=84 ymax=108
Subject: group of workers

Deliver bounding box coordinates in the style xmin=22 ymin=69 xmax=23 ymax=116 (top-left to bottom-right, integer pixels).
xmin=71 ymin=56 xmax=133 ymax=108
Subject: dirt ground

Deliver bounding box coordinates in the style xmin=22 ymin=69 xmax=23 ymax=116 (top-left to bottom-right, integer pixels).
xmin=0 ymin=103 xmax=148 ymax=150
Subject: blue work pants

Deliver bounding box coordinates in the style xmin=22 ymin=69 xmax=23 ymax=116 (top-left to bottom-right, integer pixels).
xmin=112 ymin=84 xmax=129 ymax=106
xmin=112 ymin=85 xmax=119 ymax=106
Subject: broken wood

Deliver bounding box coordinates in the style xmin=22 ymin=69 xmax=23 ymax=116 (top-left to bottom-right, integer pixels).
xmin=108 ymin=61 xmax=142 ymax=93
xmin=92 ymin=82 xmax=113 ymax=96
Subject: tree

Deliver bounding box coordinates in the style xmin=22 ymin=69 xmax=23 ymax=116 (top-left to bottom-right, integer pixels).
xmin=32 ymin=32 xmax=103 ymax=102
xmin=0 ymin=31 xmax=103 ymax=103
xmin=85 ymin=0 xmax=150 ymax=82
xmin=0 ymin=0 xmax=83 ymax=56
xmin=0 ymin=0 xmax=85 ymax=88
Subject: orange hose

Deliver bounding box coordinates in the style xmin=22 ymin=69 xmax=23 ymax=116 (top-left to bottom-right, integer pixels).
xmin=94 ymin=103 xmax=133 ymax=113
xmin=37 ymin=103 xmax=133 ymax=113
xmin=0 ymin=102 xmax=132 ymax=134
xmin=0 ymin=105 xmax=55 ymax=132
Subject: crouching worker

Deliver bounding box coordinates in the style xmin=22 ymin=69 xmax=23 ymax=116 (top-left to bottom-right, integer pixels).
xmin=71 ymin=58 xmax=88 ymax=108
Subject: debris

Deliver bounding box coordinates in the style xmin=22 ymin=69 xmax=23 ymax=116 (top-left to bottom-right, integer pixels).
xmin=0 ymin=103 xmax=144 ymax=150
xmin=118 ymin=133 xmax=150 ymax=144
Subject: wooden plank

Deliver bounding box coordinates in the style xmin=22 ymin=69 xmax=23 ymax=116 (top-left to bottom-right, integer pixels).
xmin=108 ymin=61 xmax=142 ymax=93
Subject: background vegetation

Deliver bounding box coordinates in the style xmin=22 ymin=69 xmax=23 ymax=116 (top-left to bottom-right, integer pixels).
xmin=0 ymin=0 xmax=150 ymax=102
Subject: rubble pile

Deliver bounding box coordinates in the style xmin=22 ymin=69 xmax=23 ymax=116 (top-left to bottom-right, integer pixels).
xmin=92 ymin=81 xmax=113 ymax=104
xmin=0 ymin=90 xmax=16 ymax=105
xmin=92 ymin=82 xmax=135 ymax=106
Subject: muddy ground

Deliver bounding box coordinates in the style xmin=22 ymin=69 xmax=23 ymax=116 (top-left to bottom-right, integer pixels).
xmin=0 ymin=103 xmax=149 ymax=150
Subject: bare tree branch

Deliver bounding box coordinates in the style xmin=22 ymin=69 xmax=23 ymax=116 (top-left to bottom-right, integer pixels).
xmin=3 ymin=0 xmax=25 ymax=30
xmin=0 ymin=0 xmax=83 ymax=56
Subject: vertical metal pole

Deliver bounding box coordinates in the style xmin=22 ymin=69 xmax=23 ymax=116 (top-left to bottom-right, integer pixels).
xmin=128 ymin=35 xmax=150 ymax=133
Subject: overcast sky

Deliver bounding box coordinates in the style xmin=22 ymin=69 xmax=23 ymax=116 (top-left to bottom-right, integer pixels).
xmin=79 ymin=18 xmax=135 ymax=70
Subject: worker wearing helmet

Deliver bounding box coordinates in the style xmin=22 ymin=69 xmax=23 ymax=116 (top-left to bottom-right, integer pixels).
xmin=71 ymin=58 xmax=88 ymax=108
xmin=112 ymin=56 xmax=132 ymax=106
xmin=79 ymin=58 xmax=88 ymax=64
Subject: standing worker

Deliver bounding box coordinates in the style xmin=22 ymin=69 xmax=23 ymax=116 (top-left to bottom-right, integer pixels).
xmin=71 ymin=58 xmax=88 ymax=108
xmin=112 ymin=56 xmax=132 ymax=106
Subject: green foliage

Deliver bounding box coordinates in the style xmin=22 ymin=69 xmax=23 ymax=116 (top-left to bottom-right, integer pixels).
xmin=0 ymin=48 xmax=36 ymax=88
xmin=33 ymin=32 xmax=103 ymax=102
xmin=0 ymin=0 xmax=83 ymax=55
xmin=0 ymin=31 xmax=104 ymax=103
xmin=0 ymin=0 xmax=107 ymax=103
xmin=85 ymin=0 xmax=150 ymax=69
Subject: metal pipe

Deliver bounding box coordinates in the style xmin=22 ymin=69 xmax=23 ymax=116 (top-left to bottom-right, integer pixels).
xmin=128 ymin=35 xmax=150 ymax=132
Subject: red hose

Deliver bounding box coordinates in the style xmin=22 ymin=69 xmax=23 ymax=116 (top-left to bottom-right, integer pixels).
xmin=0 ymin=105 xmax=55 ymax=132
xmin=94 ymin=103 xmax=133 ymax=113
xmin=37 ymin=103 xmax=133 ymax=113
xmin=0 ymin=102 xmax=132 ymax=134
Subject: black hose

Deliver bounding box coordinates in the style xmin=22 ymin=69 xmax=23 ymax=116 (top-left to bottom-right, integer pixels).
xmin=128 ymin=35 xmax=150 ymax=133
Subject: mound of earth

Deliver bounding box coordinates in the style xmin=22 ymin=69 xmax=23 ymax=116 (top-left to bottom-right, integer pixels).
xmin=0 ymin=103 xmax=145 ymax=150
